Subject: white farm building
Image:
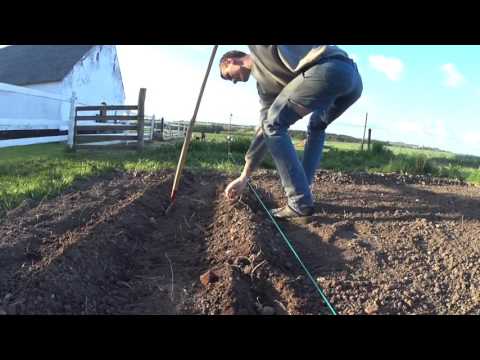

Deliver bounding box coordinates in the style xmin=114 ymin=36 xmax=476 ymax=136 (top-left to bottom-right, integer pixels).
xmin=0 ymin=45 xmax=126 ymax=147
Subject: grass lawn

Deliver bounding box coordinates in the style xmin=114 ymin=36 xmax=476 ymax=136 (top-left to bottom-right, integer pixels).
xmin=1 ymin=134 xmax=479 ymax=218
xmin=0 ymin=140 xmax=246 ymax=217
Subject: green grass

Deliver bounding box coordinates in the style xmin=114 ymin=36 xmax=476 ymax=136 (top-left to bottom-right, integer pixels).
xmin=293 ymin=137 xmax=480 ymax=182
xmin=325 ymin=141 xmax=362 ymax=151
xmin=1 ymin=135 xmax=479 ymax=218
xmin=0 ymin=139 xmax=252 ymax=217
xmin=320 ymin=142 xmax=480 ymax=183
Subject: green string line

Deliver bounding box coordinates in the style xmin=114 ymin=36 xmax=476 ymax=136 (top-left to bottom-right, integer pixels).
xmin=228 ymin=152 xmax=337 ymax=315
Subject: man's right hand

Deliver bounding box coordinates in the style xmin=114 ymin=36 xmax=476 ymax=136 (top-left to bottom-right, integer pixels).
xmin=224 ymin=176 xmax=249 ymax=202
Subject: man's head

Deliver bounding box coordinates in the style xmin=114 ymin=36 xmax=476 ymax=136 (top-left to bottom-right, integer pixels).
xmin=219 ymin=50 xmax=252 ymax=84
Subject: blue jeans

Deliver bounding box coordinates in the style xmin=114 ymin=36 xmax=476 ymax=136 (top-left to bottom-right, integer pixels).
xmin=261 ymin=57 xmax=363 ymax=213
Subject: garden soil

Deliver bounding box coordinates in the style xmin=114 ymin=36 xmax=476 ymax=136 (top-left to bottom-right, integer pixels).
xmin=1 ymin=169 xmax=479 ymax=315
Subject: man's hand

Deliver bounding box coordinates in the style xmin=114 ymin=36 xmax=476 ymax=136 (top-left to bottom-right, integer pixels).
xmin=224 ymin=176 xmax=249 ymax=202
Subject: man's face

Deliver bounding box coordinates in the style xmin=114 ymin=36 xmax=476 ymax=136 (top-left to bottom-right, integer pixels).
xmin=221 ymin=58 xmax=250 ymax=84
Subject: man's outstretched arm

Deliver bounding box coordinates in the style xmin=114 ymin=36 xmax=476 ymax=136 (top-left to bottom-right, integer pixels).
xmin=241 ymin=126 xmax=267 ymax=178
xmin=224 ymin=97 xmax=273 ymax=201
xmin=240 ymin=96 xmax=273 ymax=178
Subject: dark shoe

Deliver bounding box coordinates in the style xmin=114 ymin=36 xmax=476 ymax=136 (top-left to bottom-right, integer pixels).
xmin=270 ymin=205 xmax=314 ymax=224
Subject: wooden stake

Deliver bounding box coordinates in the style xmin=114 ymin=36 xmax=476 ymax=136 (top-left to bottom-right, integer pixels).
xmin=168 ymin=45 xmax=218 ymax=207
xmin=361 ymin=112 xmax=368 ymax=151
xmin=137 ymin=88 xmax=146 ymax=151
xmin=67 ymin=92 xmax=77 ymax=150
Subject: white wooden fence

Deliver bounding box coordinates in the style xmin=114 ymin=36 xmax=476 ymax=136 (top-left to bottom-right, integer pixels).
xmin=0 ymin=82 xmax=188 ymax=149
xmin=160 ymin=120 xmax=187 ymax=140
xmin=0 ymin=82 xmax=73 ymax=148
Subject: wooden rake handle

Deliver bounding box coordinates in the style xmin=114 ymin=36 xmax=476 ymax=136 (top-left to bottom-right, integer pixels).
xmin=170 ymin=45 xmax=219 ymax=201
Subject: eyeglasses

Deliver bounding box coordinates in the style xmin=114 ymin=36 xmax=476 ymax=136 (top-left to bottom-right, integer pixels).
xmin=222 ymin=70 xmax=232 ymax=81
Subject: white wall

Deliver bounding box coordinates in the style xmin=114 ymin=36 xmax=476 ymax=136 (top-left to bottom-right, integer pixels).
xmin=0 ymin=82 xmax=70 ymax=148
xmin=66 ymin=45 xmax=125 ymax=106
xmin=0 ymin=45 xmax=126 ymax=148
xmin=27 ymin=45 xmax=125 ymax=122
xmin=0 ymin=82 xmax=70 ymax=131
xmin=27 ymin=81 xmax=64 ymax=96
xmin=28 ymin=45 xmax=125 ymax=107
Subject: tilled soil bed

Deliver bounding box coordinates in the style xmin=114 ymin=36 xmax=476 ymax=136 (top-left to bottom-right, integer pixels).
xmin=0 ymin=169 xmax=479 ymax=315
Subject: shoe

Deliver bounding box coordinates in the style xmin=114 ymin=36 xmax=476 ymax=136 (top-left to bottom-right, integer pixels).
xmin=270 ymin=205 xmax=314 ymax=224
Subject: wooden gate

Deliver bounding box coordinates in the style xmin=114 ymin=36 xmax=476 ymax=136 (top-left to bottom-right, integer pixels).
xmin=73 ymin=88 xmax=146 ymax=151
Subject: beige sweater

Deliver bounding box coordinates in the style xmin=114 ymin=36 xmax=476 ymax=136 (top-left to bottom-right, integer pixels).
xmin=245 ymin=45 xmax=350 ymax=171
xmin=249 ymin=45 xmax=349 ymax=96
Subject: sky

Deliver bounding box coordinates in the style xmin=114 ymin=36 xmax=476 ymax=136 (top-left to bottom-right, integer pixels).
xmin=115 ymin=45 xmax=480 ymax=157
xmin=1 ymin=45 xmax=479 ymax=156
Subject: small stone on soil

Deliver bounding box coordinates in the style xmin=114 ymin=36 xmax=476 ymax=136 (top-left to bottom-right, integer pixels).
xmin=365 ymin=303 xmax=379 ymax=314
xmin=200 ymin=270 xmax=219 ymax=287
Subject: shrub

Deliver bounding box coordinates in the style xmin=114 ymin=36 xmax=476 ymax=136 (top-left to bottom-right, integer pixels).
xmin=371 ymin=142 xmax=388 ymax=155
xmin=229 ymin=137 xmax=252 ymax=153
xmin=414 ymin=155 xmax=434 ymax=174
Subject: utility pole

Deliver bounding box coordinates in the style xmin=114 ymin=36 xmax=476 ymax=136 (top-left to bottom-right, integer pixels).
xmin=361 ymin=112 xmax=368 ymax=151
xmin=228 ymin=113 xmax=232 ymax=156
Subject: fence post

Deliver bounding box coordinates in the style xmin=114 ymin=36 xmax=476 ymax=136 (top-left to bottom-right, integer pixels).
xmin=361 ymin=112 xmax=368 ymax=151
xmin=137 ymin=88 xmax=146 ymax=151
xmin=67 ymin=92 xmax=77 ymax=150
xmin=367 ymin=128 xmax=372 ymax=151
xmin=150 ymin=115 xmax=155 ymax=141
xmin=160 ymin=117 xmax=164 ymax=141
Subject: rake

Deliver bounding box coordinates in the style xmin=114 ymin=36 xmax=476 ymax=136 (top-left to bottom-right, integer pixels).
xmin=165 ymin=45 xmax=218 ymax=215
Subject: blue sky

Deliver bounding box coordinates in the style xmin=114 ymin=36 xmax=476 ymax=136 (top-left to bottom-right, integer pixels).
xmin=340 ymin=45 xmax=480 ymax=156
xmin=116 ymin=45 xmax=480 ymax=157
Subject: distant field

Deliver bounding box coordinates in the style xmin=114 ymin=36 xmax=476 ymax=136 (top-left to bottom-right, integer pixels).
xmin=292 ymin=138 xmax=480 ymax=184
xmin=300 ymin=140 xmax=455 ymax=158
xmin=329 ymin=143 xmax=479 ymax=183
xmin=151 ymin=130 xmax=477 ymax=182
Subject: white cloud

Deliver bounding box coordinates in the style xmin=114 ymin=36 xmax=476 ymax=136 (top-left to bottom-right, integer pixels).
xmin=368 ymin=55 xmax=404 ymax=81
xmin=441 ymin=63 xmax=464 ymax=87
xmin=397 ymin=120 xmax=423 ymax=134
xmin=463 ymin=132 xmax=480 ymax=145
xmin=393 ymin=118 xmax=448 ymax=146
